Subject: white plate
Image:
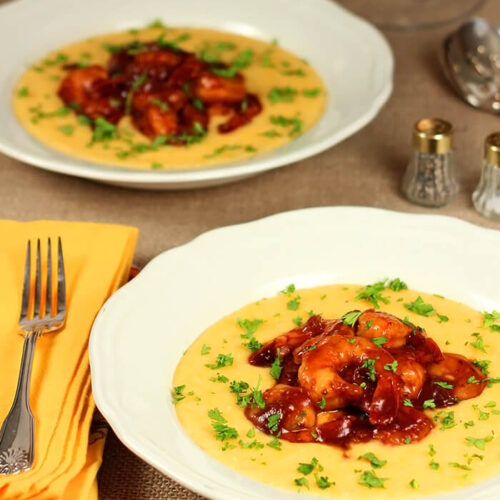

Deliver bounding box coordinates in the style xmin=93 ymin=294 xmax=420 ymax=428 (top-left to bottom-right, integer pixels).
xmin=0 ymin=0 xmax=392 ymax=190
xmin=90 ymin=207 xmax=500 ymax=499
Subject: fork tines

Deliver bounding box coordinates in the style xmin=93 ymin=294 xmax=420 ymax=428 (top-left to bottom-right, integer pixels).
xmin=20 ymin=238 xmax=66 ymax=326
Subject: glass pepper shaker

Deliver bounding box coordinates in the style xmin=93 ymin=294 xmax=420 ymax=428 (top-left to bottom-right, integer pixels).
xmin=472 ymin=132 xmax=500 ymax=221
xmin=402 ymin=118 xmax=458 ymax=207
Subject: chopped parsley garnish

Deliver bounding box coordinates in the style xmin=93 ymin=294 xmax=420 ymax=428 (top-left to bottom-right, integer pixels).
xmin=147 ymin=18 xmax=167 ymax=29
xmin=429 ymin=444 xmax=436 ymax=456
xmin=483 ymin=310 xmax=500 ymax=331
xmin=58 ymin=125 xmax=74 ymax=136
xmin=430 ymin=461 xmax=439 ymax=470
xmin=404 ymin=437 xmax=411 ymax=444
xmin=282 ymin=68 xmax=306 ymax=77
xmin=358 ymin=452 xmax=387 ymax=469
xmin=201 ymin=344 xmax=211 ymax=355
xmin=247 ymin=428 xmax=256 ymax=438
xmin=267 ymin=413 xmax=281 ymax=434
xmin=268 ymin=86 xmax=297 ymax=104
xmin=205 ymin=353 xmax=234 ymax=370
xmin=78 ymin=115 xmax=92 ymax=126
xmin=472 ymin=404 xmax=489 ymax=420
xmin=361 ymin=359 xmax=377 ymax=382
xmin=150 ymin=98 xmax=169 ymax=111
xmin=423 ymin=399 xmax=436 ymax=409
xmin=315 ymin=474 xmax=333 ymax=489
xmin=245 ymin=337 xmax=263 ymax=353
xmin=403 ymin=399 xmax=413 ymax=407
xmin=372 ymin=337 xmax=387 ymax=347
xmin=464 ymin=420 xmax=475 ymax=428
xmin=208 ymin=408 xmax=238 ymax=441
xmin=388 ymin=277 xmax=407 ymax=291
xmin=358 ymin=470 xmax=387 ymax=488
xmin=409 ymin=479 xmax=419 ymax=489
xmin=280 ymin=283 xmax=296 ymax=296
xmin=270 ymin=349 xmax=282 ymax=380
xmin=267 ymin=436 xmax=282 ymax=450
xmin=287 ymin=296 xmax=301 ymax=311
xmin=172 ymin=384 xmax=186 ymax=404
xmin=211 ymin=49 xmax=254 ymax=78
xmin=470 ymin=333 xmax=487 ymax=353
xmin=434 ymin=381 xmax=453 ymax=389
xmin=449 ymin=462 xmax=471 ymax=471
xmin=435 ymin=410 xmax=457 ymax=430
xmin=204 ymin=144 xmax=256 ymax=158
xmin=125 ymin=73 xmax=148 ymax=113
xmin=17 ymin=86 xmax=29 ymax=98
xmin=156 ymin=32 xmax=191 ymax=50
xmin=302 ymin=88 xmax=321 ymax=98
xmin=467 ymin=376 xmax=481 ymax=384
xmin=29 ymin=105 xmax=71 ymax=123
xmin=318 ymin=397 xmax=326 ymax=409
xmin=384 ymin=360 xmax=398 ymax=373
xmin=294 ymin=477 xmax=308 ymax=488
xmin=270 ymin=115 xmax=303 ymax=137
xmin=341 ymin=310 xmax=362 ymax=327
xmin=404 ymin=296 xmax=435 ymax=317
xmin=292 ymin=316 xmax=303 ymax=326
xmin=237 ymin=318 xmax=264 ymax=338
xmin=437 ymin=313 xmax=449 ymax=323
xmin=473 ymin=359 xmax=491 ymax=375
xmin=209 ymin=373 xmax=229 ymax=383
xmin=465 ymin=433 xmax=494 ymax=450
xmin=297 ymin=457 xmax=319 ymax=475
xmin=91 ymin=117 xmax=119 ymax=143
xmin=355 ymin=281 xmax=389 ymax=309
xmin=262 ymin=129 xmax=281 ymax=138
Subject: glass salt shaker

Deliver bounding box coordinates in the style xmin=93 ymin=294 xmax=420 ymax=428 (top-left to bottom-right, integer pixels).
xmin=402 ymin=118 xmax=458 ymax=207
xmin=472 ymin=132 xmax=500 ymax=221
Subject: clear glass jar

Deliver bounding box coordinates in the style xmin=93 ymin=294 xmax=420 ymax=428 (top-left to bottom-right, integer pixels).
xmin=402 ymin=118 xmax=458 ymax=207
xmin=472 ymin=132 xmax=500 ymax=221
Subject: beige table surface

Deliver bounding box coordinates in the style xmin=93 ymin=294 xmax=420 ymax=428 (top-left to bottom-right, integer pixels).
xmin=1 ymin=0 xmax=500 ymax=498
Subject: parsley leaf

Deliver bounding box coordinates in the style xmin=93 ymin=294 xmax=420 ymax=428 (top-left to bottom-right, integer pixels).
xmin=404 ymin=296 xmax=435 ymax=317
xmin=201 ymin=344 xmax=211 ymax=355
xmin=358 ymin=452 xmax=387 ymax=469
xmin=237 ymin=318 xmax=263 ymax=338
xmin=287 ymin=296 xmax=301 ymax=311
xmin=297 ymin=457 xmax=319 ymax=475
xmin=372 ymin=337 xmax=387 ymax=347
xmin=315 ymin=474 xmax=333 ymax=489
xmin=358 ymin=470 xmax=387 ymax=488
xmin=384 ymin=360 xmax=398 ymax=373
xmin=208 ymin=408 xmax=239 ymax=441
xmin=465 ymin=433 xmax=494 ymax=450
xmin=205 ymin=353 xmax=234 ymax=370
xmin=172 ymin=384 xmax=186 ymax=404
xmin=341 ymin=310 xmax=362 ymax=327
xmin=355 ymin=281 xmax=390 ymax=309
xmin=268 ymin=86 xmax=297 ymax=103
xmin=434 ymin=381 xmax=453 ymax=389
xmin=270 ymin=349 xmax=282 ymax=380
xmin=388 ymin=278 xmax=407 ymax=291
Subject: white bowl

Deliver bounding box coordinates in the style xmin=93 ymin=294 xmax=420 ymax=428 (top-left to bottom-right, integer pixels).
xmin=0 ymin=0 xmax=393 ymax=189
xmin=90 ymin=206 xmax=500 ymax=499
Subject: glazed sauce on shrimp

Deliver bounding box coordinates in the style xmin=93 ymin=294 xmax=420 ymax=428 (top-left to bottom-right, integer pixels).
xmin=245 ymin=310 xmax=487 ymax=448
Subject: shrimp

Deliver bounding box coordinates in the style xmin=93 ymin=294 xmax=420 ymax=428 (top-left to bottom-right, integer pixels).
xmin=218 ymin=93 xmax=262 ymax=133
xmin=316 ymin=410 xmax=373 ymax=447
xmin=59 ymin=66 xmax=126 ymax=123
xmin=375 ymin=406 xmax=433 ymax=445
xmin=356 ymin=310 xmax=413 ymax=349
xmin=244 ymin=384 xmax=317 ymax=442
xmin=59 ymin=66 xmax=107 ymax=106
xmin=394 ymin=353 xmax=426 ymax=399
xmin=426 ymin=353 xmax=487 ymax=402
xmin=249 ymin=315 xmax=328 ymax=366
xmin=194 ymin=72 xmax=247 ymax=104
xmin=298 ymin=335 xmax=401 ymax=425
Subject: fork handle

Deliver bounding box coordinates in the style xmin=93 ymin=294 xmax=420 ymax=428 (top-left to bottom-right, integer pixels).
xmin=0 ymin=332 xmax=38 ymax=474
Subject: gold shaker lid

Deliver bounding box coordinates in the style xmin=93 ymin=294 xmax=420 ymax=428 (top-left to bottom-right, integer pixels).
xmin=412 ymin=118 xmax=453 ymax=154
xmin=485 ymin=132 xmax=500 ymax=166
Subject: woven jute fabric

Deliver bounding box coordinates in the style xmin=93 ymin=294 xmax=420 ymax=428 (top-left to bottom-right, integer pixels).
xmin=98 ymin=431 xmax=206 ymax=500
xmin=1 ymin=0 xmax=500 ymax=498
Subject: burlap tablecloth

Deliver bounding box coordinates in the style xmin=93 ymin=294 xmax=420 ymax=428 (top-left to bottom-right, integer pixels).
xmin=1 ymin=0 xmax=499 ymax=498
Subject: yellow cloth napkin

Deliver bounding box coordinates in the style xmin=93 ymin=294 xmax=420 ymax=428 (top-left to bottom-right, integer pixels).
xmin=0 ymin=221 xmax=138 ymax=499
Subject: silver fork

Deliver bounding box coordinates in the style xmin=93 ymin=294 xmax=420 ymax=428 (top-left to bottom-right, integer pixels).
xmin=0 ymin=238 xmax=66 ymax=475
